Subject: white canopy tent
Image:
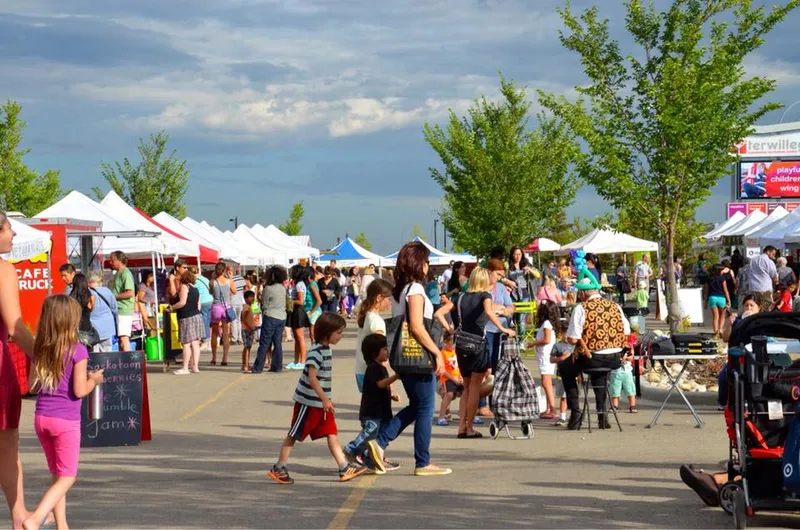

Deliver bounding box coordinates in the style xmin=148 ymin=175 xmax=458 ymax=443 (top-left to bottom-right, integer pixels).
xmin=252 ymin=224 xmax=320 ymax=258
xmin=745 ymin=208 xmax=800 ymax=248
xmin=3 ymin=218 xmax=51 ymax=261
xmin=733 ymin=207 xmax=787 ymax=236
xmin=246 ymin=224 xmax=316 ymax=261
xmin=100 ymin=191 xmax=198 ymax=258
xmin=36 ymin=191 xmax=165 ymax=256
xmin=382 ymin=237 xmax=476 ymax=266
xmin=557 ymin=228 xmax=659 ymax=255
xmin=701 ymin=211 xmax=746 ymax=241
xmin=715 ymin=210 xmax=767 ymax=238
xmin=180 ymin=217 xmax=261 ymax=266
xmin=230 ymin=225 xmax=287 ymax=265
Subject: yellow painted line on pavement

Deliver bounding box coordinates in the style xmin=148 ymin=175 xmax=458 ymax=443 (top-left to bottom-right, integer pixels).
xmin=180 ymin=374 xmax=248 ymax=422
xmin=328 ymin=474 xmax=378 ymax=529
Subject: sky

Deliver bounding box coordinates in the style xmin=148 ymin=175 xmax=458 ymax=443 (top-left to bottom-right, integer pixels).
xmin=2 ymin=0 xmax=800 ymax=254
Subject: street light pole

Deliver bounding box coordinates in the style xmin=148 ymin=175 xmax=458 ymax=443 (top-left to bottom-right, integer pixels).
xmin=780 ymin=99 xmax=800 ymax=123
xmin=433 ymin=219 xmax=439 ymax=248
xmin=229 ymin=216 xmax=238 ymax=229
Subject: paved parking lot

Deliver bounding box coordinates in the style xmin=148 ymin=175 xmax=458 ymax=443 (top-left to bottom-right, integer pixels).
xmin=15 ymin=327 xmax=800 ymax=528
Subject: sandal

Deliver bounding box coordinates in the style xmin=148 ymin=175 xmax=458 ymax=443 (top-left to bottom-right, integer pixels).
xmin=457 ymin=432 xmax=483 ymax=439
xmin=209 ymin=360 xmax=217 ymax=366
xmin=629 ymin=406 xmax=638 ymax=413
xmin=221 ymin=362 xmax=228 ymax=366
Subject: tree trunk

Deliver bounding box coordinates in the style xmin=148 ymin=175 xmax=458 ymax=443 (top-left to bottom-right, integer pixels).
xmin=665 ymin=223 xmax=681 ymax=333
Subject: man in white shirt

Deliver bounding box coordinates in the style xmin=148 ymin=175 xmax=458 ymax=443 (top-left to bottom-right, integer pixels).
xmin=552 ymin=279 xmax=630 ymax=430
xmin=747 ymin=246 xmax=779 ymax=310
xmin=438 ymin=260 xmax=454 ymax=290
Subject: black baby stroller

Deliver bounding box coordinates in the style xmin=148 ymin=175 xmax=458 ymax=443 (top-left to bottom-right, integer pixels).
xmin=722 ymin=312 xmax=800 ymax=529
xmin=489 ymin=336 xmax=539 ymax=440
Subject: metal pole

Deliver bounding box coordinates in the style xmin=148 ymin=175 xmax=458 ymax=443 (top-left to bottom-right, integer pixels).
xmin=444 ymin=230 xmax=447 ymax=251
xmin=433 ymin=219 xmax=438 ymax=248
xmin=151 ymin=251 xmax=160 ymax=359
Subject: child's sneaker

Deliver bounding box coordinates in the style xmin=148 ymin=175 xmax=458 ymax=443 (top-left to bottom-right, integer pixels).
xmin=268 ymin=465 xmax=294 ymax=485
xmin=338 ymin=463 xmax=367 ymax=482
xmin=554 ymin=418 xmax=567 ymax=427
xmin=382 ymin=459 xmax=401 ymax=472
xmin=343 ymin=449 xmax=363 ymax=466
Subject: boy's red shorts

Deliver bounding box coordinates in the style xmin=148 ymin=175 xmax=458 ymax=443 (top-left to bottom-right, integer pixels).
xmin=288 ymin=402 xmax=338 ymax=441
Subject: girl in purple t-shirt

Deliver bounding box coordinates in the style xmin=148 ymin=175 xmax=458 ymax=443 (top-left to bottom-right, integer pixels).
xmin=24 ymin=295 xmax=104 ymax=530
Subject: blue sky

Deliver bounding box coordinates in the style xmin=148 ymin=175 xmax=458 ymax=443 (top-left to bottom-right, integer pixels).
xmin=2 ymin=0 xmax=800 ymax=254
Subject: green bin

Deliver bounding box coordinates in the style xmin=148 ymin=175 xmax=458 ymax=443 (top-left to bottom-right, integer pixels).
xmin=145 ymin=336 xmax=164 ymax=361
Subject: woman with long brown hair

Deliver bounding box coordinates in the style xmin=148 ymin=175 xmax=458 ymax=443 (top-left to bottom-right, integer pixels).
xmin=0 ymin=211 xmax=36 ymax=528
xmin=167 ymin=270 xmax=204 ymax=375
xmin=371 ymin=241 xmax=451 ymax=476
xmin=209 ymin=262 xmax=236 ymax=366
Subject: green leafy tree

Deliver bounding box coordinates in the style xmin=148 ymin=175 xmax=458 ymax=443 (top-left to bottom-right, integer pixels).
xmin=425 ymin=77 xmax=580 ymax=257
xmin=540 ymin=0 xmax=798 ymax=330
xmin=280 ymin=201 xmax=305 ymax=236
xmin=0 ymin=101 xmax=62 ymax=215
xmin=354 ymin=231 xmax=373 ymax=251
xmin=93 ymin=131 xmax=189 ymax=218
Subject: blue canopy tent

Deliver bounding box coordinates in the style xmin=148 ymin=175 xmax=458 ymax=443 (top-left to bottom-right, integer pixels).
xmin=317 ymin=237 xmax=386 ymax=267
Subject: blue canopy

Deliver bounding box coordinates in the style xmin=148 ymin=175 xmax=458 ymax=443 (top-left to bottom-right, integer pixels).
xmin=317 ymin=237 xmax=385 ymax=267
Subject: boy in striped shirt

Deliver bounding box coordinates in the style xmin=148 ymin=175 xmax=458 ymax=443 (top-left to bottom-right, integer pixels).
xmin=269 ymin=312 xmax=367 ymax=484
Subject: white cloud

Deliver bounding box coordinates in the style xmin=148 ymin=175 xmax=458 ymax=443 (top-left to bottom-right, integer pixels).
xmin=0 ymin=0 xmax=575 ymax=139
xmin=745 ymin=54 xmax=800 ymax=88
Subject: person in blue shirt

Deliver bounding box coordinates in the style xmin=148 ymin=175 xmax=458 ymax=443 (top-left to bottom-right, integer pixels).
xmin=87 ymin=270 xmax=118 ymax=352
xmin=426 ymin=272 xmax=442 ymax=312
xmin=485 ymin=258 xmax=515 ymax=372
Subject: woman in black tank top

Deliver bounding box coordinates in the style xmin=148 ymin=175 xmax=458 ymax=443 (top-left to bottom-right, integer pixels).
xmin=168 ymin=270 xmax=204 ymax=375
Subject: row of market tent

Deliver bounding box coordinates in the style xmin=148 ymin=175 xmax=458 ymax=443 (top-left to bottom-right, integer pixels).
xmin=2 ymin=190 xmax=664 ymax=268
xmin=697 ymin=205 xmax=800 ymax=249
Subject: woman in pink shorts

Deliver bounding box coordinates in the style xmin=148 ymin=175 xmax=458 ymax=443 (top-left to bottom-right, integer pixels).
xmin=23 ymin=295 xmax=104 ymax=530
xmin=0 ymin=211 xmax=36 ymax=529
xmin=209 ymin=262 xmax=236 ymax=366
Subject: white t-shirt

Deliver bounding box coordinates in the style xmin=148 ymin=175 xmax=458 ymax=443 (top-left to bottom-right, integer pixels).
xmin=355 ymin=311 xmax=386 ymax=378
xmin=439 ymin=269 xmax=453 ymax=287
xmin=535 ymin=320 xmax=556 ymax=358
xmin=391 ymin=282 xmax=433 ymax=319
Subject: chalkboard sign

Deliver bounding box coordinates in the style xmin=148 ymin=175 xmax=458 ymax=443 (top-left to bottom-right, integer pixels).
xmin=81 ymin=350 xmax=145 ymax=447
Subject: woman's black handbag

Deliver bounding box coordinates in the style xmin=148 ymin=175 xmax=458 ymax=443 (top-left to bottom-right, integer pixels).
xmin=385 ymin=286 xmax=437 ymax=376
xmin=454 ymin=294 xmax=486 ymax=355
xmin=619 ymin=278 xmax=632 ymax=294
xmin=78 ymin=327 xmax=102 ymax=347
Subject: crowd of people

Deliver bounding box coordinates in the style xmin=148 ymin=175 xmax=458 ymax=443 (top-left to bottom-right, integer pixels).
xmin=9 ymin=197 xmax=797 ymax=524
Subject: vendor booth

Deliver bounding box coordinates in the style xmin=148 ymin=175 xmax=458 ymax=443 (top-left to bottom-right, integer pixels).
xmin=318 ymin=237 xmax=386 ymax=268
xmin=383 ymin=237 xmax=476 ymax=267
xmin=180 ymin=216 xmax=262 ymax=266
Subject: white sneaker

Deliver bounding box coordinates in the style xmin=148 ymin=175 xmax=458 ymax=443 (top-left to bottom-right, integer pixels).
xmin=173 ymin=368 xmax=191 ymax=375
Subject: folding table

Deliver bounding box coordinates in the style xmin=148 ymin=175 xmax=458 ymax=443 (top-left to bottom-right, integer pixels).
xmin=646 ymin=354 xmax=718 ymax=429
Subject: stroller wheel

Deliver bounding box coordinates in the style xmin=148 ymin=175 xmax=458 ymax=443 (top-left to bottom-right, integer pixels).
xmin=489 ymin=422 xmax=499 ymax=439
xmin=719 ymin=481 xmax=742 ymax=516
xmin=732 ymin=488 xmax=747 ymax=530
xmin=522 ymin=422 xmax=534 ymax=439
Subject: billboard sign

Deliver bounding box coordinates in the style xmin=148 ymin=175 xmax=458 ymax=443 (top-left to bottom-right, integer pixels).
xmin=739 ymin=160 xmax=800 ymax=199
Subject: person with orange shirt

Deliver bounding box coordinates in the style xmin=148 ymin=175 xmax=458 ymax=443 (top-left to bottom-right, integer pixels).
xmin=437 ymin=332 xmax=462 ymax=426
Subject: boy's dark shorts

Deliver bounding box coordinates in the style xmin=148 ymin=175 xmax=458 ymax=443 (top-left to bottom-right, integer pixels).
xmin=445 ymin=380 xmax=464 ymax=395
xmin=288 ymin=402 xmax=338 ymax=441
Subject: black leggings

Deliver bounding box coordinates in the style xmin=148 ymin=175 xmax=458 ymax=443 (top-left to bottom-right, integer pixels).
xmin=558 ymin=355 xmax=620 ymax=415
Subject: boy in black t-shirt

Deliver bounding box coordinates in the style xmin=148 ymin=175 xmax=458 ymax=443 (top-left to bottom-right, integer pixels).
xmin=343 ymin=333 xmax=398 ymax=474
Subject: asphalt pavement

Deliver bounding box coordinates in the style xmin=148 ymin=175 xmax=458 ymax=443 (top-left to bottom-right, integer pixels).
xmin=14 ymin=326 xmax=800 ymax=529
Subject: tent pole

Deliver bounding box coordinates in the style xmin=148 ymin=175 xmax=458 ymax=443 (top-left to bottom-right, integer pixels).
xmin=46 ymin=250 xmax=52 ymax=296
xmin=151 ymin=251 xmax=160 ymax=357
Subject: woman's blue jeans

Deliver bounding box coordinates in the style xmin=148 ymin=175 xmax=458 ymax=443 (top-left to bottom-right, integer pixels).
xmin=253 ymin=316 xmax=285 ymax=373
xmin=200 ymin=302 xmax=213 ymax=341
xmin=377 ymin=374 xmax=436 ymax=468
